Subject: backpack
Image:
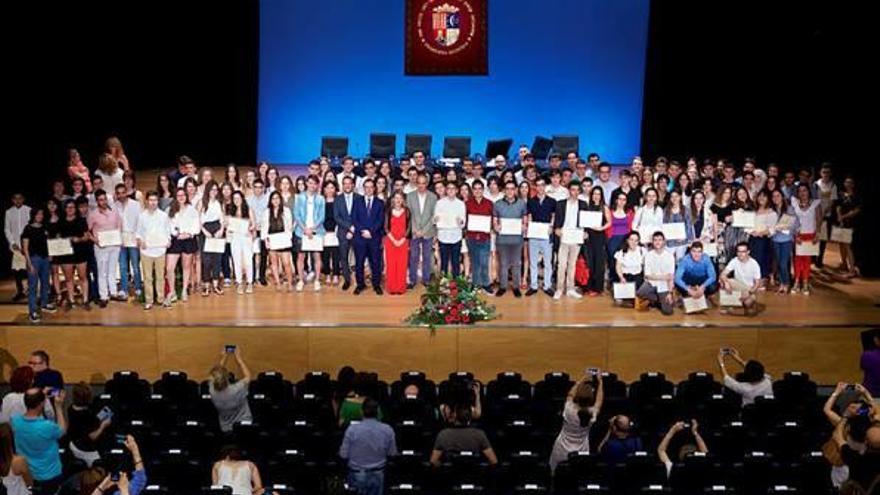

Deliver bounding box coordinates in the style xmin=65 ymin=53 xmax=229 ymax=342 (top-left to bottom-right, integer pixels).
xmin=575 ymin=255 xmax=590 ymax=286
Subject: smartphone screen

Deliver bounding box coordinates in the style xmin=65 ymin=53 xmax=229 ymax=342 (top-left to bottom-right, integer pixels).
xmin=225 ymin=345 xmax=236 ymax=353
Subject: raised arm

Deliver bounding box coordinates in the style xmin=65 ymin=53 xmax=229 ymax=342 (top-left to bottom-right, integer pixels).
xmin=657 ymin=422 xmax=684 ymax=466
xmin=593 ymin=372 xmax=604 ymax=413
xmin=692 ymin=419 xmax=708 ymax=454
xmin=234 ymin=347 xmax=252 ymax=383
xmin=823 ymin=382 xmax=846 ymax=425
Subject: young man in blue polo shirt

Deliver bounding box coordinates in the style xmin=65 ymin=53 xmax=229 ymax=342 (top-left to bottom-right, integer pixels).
xmin=11 ymin=388 xmax=67 ymax=495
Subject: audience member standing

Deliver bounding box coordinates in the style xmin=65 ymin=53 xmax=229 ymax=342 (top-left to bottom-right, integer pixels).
xmin=208 ymin=346 xmax=253 ymax=434
xmin=11 ymin=389 xmax=67 ymax=495
xmin=549 ymin=371 xmax=604 ymax=471
xmin=339 ymin=398 xmax=397 ymax=495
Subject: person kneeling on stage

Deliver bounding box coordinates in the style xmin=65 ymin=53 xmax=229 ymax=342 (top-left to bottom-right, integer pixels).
xmin=674 ymin=241 xmax=717 ymax=300
xmin=720 ymin=241 xmax=762 ymax=316
xmin=638 ymin=231 xmax=675 ymax=315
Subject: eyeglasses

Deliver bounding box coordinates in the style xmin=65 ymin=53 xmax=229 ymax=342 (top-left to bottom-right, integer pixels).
xmin=28 ymin=360 xmax=43 ymax=366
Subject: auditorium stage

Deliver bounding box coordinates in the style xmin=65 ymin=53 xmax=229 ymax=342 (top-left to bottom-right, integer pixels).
xmin=0 ymin=268 xmax=877 ymax=387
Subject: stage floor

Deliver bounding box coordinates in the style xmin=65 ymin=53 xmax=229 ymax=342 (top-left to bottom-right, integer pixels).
xmin=1 ymin=265 xmax=877 ymax=328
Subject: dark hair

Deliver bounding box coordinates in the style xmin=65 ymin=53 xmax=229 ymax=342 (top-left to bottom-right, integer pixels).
xmin=72 ymin=382 xmax=93 ymax=407
xmin=32 ymin=350 xmax=50 ymax=366
xmin=267 ymin=191 xmax=285 ymax=232
xmin=177 ymin=155 xmax=194 ymax=166
xmin=156 ymin=174 xmax=175 ymax=197
xmin=94 ymin=188 xmax=107 ymax=200
xmin=145 ymin=190 xmax=159 ymax=201
xmin=362 ymin=397 xmax=380 ymax=419
xmin=588 ymin=186 xmax=606 ymax=208
xmin=226 ymin=191 xmax=250 ymax=218
xmin=690 ymin=241 xmax=704 ymax=251
xmin=9 ymin=366 xmax=34 ymax=393
xmin=219 ymin=444 xmax=243 ymax=461
xmin=453 ymin=404 xmax=472 ymax=425
xmin=24 ymin=389 xmax=45 ymax=410
xmin=742 ymin=360 xmax=766 ymax=383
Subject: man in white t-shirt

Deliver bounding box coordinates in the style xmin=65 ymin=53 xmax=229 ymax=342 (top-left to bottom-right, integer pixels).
xmin=720 ymin=241 xmax=762 ymax=315
xmin=637 ymin=231 xmax=676 ymax=315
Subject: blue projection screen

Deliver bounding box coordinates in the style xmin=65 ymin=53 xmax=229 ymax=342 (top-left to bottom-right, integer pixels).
xmin=258 ymin=0 xmax=649 ymax=164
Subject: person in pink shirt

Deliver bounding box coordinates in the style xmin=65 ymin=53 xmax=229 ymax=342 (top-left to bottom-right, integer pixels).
xmin=87 ymin=189 xmax=122 ymax=307
xmin=66 ymin=149 xmax=92 ymax=193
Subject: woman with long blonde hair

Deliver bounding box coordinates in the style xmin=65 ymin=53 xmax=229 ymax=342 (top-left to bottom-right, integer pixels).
xmin=95 ymin=153 xmax=124 ymax=195
xmin=104 ymin=136 xmax=130 ymax=172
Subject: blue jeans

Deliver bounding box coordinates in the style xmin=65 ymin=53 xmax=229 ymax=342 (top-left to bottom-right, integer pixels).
xmin=27 ymin=255 xmax=51 ymax=314
xmin=408 ymin=236 xmax=433 ymax=285
xmin=439 ymin=241 xmax=461 ymax=278
xmin=773 ymin=241 xmax=793 ymax=286
xmin=118 ymin=246 xmax=143 ymax=295
xmin=528 ymin=238 xmax=553 ymax=290
xmin=607 ymin=234 xmax=627 ymax=282
xmin=347 ymin=470 xmax=384 ymax=495
xmin=467 ymin=238 xmax=491 ymax=289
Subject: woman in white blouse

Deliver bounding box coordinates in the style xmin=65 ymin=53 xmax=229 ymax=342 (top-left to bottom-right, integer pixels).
xmin=226 ymin=191 xmax=256 ymax=294
xmin=165 ymin=188 xmax=200 ymax=306
xmin=613 ymin=231 xmax=645 ymax=306
xmin=262 ymin=191 xmax=295 ymax=291
xmin=633 ymin=188 xmax=664 ymax=244
xmin=199 ymin=180 xmax=226 ymax=296
xmin=748 ymin=190 xmax=776 ymax=289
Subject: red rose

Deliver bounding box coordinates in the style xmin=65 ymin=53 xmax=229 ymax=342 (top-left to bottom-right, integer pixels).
xmin=462 ymin=314 xmax=471 ymax=323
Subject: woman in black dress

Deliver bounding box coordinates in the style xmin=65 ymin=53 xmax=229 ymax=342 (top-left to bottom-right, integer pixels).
xmin=55 ymin=200 xmax=92 ymax=310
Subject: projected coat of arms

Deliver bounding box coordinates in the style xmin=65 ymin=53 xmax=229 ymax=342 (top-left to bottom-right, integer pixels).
xmin=405 ymin=0 xmax=488 ymax=75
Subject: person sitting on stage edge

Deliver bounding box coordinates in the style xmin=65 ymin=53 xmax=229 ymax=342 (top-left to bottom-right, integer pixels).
xmin=208 ymin=346 xmax=253 ymax=434
xmin=674 ymin=241 xmax=717 ymax=301
xmin=716 ymin=347 xmax=773 ymax=406
xmin=637 ymin=231 xmax=676 ymax=315
xmin=720 ymin=241 xmax=762 ymax=316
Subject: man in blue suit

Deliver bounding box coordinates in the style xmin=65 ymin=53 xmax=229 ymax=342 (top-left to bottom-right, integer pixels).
xmin=351 ymin=178 xmax=385 ymax=295
xmin=333 ymin=176 xmax=360 ymax=291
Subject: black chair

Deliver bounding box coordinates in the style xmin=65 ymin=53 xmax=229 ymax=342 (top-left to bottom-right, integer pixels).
xmin=104 ymin=370 xmax=150 ymax=412
xmin=485 ymin=139 xmax=513 ymax=160
xmin=502 ymin=450 xmax=551 ymax=492
xmin=201 ymin=488 xmax=232 ymax=495
xmin=405 ymin=134 xmax=432 ymax=157
xmin=296 ymin=371 xmax=333 ymax=401
xmin=148 ymin=449 xmax=205 ymax=493
xmin=552 ymin=135 xmax=579 ymax=156
xmin=251 ymin=371 xmax=295 ymax=404
xmin=629 ymin=372 xmax=675 ymax=407
xmin=391 ymin=371 xmax=438 ymax=404
xmin=486 ymin=371 xmax=531 ymax=400
xmin=530 ymin=136 xmax=553 ymax=162
xmin=265 ymin=448 xmax=311 ymax=489
xmin=443 ymin=136 xmax=471 ymax=159
xmin=387 ymin=451 xmax=431 ymax=488
xmin=321 ymin=136 xmax=349 ymax=158
xmin=370 ymin=133 xmax=396 ymax=159
xmin=609 ymin=452 xmax=667 ymax=495
xmin=153 ymin=371 xmax=199 ymax=408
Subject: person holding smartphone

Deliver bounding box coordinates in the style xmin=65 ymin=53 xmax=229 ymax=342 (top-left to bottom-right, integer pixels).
xmin=717 ymin=347 xmax=773 ymax=406
xmin=66 ymin=383 xmax=111 ymax=467
xmin=208 ymin=346 xmax=253 ymax=434
xmin=86 ymin=435 xmax=146 ymax=495
xmin=11 ymin=388 xmax=67 ymax=495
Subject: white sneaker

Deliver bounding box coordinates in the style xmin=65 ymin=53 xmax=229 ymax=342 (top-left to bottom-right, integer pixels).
xmin=236 ymin=284 xmax=244 ymax=295
xmin=246 ymin=283 xmax=254 ymax=294
xmin=306 ymin=271 xmax=316 ymax=282
xmin=314 ymin=281 xmax=321 ymax=292
xmin=296 ymin=280 xmax=304 ymax=292
xmin=566 ymin=289 xmax=583 ymax=299
xmin=553 ymin=291 xmax=562 ymax=300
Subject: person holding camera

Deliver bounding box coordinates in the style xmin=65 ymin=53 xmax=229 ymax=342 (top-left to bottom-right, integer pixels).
xmin=657 ymin=420 xmax=709 ymax=479
xmin=85 ymin=435 xmax=146 ymax=495
xmin=548 ymin=370 xmax=604 ymax=471
xmin=67 ymin=382 xmax=111 ymax=467
xmin=430 ymin=404 xmax=497 ymax=467
xmin=717 ymin=347 xmax=773 ymax=406
xmin=597 ymin=414 xmax=643 ymax=464
xmin=209 ymin=346 xmax=253 ymax=434
xmin=10 ymin=388 xmax=67 ymax=495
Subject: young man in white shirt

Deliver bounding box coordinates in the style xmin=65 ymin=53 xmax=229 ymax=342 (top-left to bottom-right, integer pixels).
xmin=552 ymin=181 xmax=587 ymax=299
xmin=433 ymin=181 xmax=466 ymax=278
xmin=637 ymin=231 xmax=676 ymax=315
xmin=136 ymin=191 xmax=171 ymax=310
xmin=4 ymin=193 xmax=31 ymax=301
xmin=814 ymin=163 xmax=837 ymax=268
xmin=114 ymin=183 xmax=143 ymax=300
xmin=720 ymin=241 xmax=762 ymax=316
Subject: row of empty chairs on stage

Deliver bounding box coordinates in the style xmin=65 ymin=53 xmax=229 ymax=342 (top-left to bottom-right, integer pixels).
xmin=320 ymin=134 xmax=581 ymax=162
xmin=77 ymin=369 xmax=834 ymax=494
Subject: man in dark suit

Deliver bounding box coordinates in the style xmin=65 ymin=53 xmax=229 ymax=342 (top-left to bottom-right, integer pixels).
xmin=552 ymin=180 xmax=588 ymax=299
xmin=351 ymin=178 xmax=385 ymax=295
xmin=333 ymin=176 xmax=360 ymax=291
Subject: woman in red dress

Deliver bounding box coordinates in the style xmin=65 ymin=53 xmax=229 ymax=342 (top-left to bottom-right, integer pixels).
xmin=383 ymin=192 xmax=411 ymax=295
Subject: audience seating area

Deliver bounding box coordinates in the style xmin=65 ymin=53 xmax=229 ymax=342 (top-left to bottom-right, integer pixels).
xmin=71 ymin=369 xmax=834 ymax=495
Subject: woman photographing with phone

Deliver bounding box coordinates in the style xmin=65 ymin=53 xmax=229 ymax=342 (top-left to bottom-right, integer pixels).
xmin=548 ymin=369 xmax=604 ymax=471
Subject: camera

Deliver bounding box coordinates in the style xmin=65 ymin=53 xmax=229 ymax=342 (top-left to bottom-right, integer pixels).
xmin=224 ymin=344 xmax=237 ymax=353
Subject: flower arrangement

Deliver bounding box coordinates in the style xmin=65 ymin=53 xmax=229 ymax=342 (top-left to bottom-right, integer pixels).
xmin=406 ymin=276 xmax=498 ymax=326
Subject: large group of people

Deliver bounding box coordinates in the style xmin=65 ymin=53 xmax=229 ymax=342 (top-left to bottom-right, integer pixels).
xmin=4 ymin=137 xmax=862 ymax=321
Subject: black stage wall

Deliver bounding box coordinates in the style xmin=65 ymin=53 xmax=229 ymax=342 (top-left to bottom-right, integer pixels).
xmin=5 ymin=1 xmax=873 ymax=274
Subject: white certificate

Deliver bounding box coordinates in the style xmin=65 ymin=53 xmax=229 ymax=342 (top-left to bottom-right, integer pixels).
xmin=145 ymin=231 xmax=169 ymax=249
xmin=467 ymin=214 xmax=491 ymax=233
xmin=776 ymin=214 xmax=795 ymax=234
xmin=579 ymin=211 xmax=603 ymax=230
xmin=323 ymin=231 xmax=339 ymax=247
xmin=830 ymin=227 xmax=853 ymax=244
xmin=795 ymin=241 xmax=819 ymax=256
xmin=561 ymin=228 xmax=584 ymax=245
xmin=662 ymin=222 xmax=687 ymax=241
xmin=122 ymin=232 xmax=138 ymax=248
xmin=613 ymin=282 xmax=636 ymax=299
xmin=437 ymin=213 xmax=460 ymax=230
xmin=47 ymin=238 xmax=73 ymax=257
xmin=180 ymin=218 xmax=200 ymax=235
xmin=203 ymin=237 xmax=226 ymax=253
xmin=526 ymin=222 xmax=550 ymax=240
xmin=252 ymin=238 xmax=262 ymax=252
xmin=720 ymin=290 xmax=742 ymax=307
xmin=300 ymin=234 xmax=324 ymax=252
xmin=97 ymin=230 xmax=122 ymax=247
xmin=683 ymin=296 xmax=709 ymax=314
xmin=227 ymin=218 xmax=250 ymax=235
xmin=702 ymin=242 xmax=718 ymax=257
xmin=499 ymin=218 xmax=522 ymax=236
xmin=638 ymin=225 xmax=661 ymax=243
xmin=267 ymin=232 xmax=292 ymax=250
xmin=732 ymin=210 xmax=756 ymax=229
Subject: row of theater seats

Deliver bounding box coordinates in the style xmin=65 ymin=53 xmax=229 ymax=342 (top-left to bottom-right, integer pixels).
xmin=73 ymin=369 xmax=833 ymax=495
